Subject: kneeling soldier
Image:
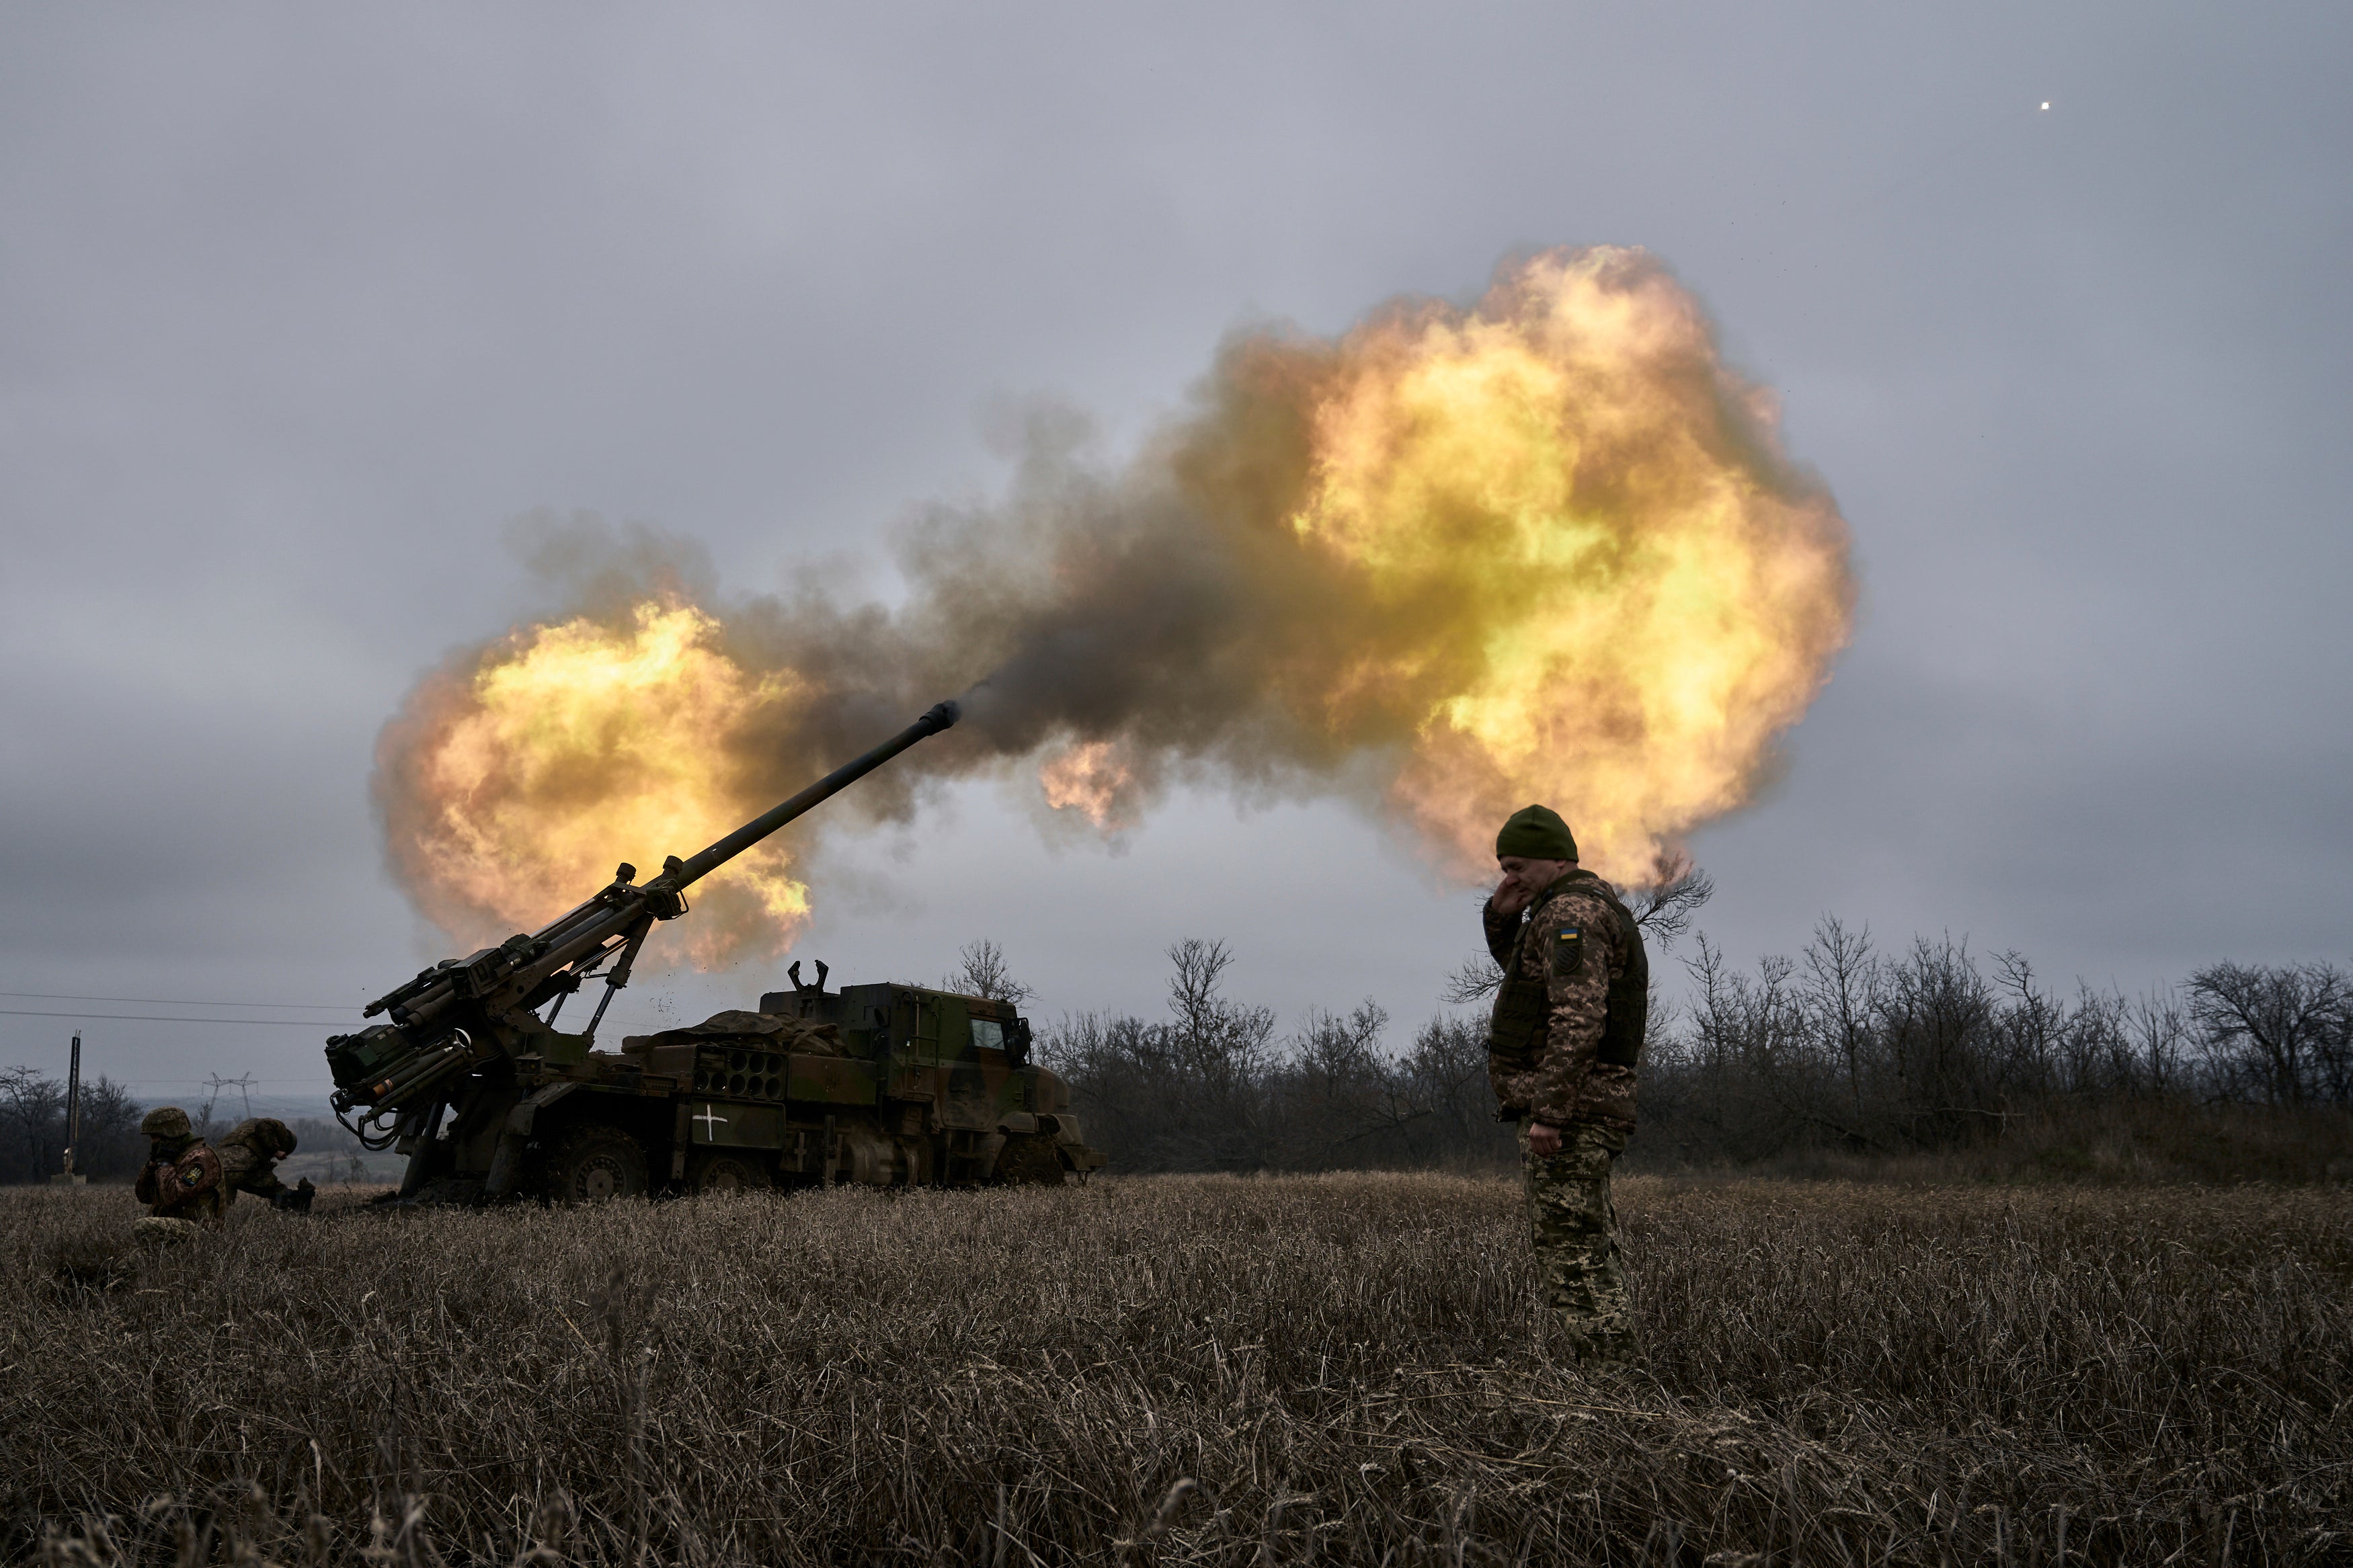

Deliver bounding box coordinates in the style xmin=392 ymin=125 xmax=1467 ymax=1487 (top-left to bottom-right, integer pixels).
xmin=1482 ymin=804 xmax=1648 ymax=1369
xmin=132 ymin=1107 xmax=225 ymax=1237
xmin=216 ymin=1117 xmax=315 ymax=1211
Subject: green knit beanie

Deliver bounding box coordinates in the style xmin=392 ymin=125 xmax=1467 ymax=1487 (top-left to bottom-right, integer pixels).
xmin=1495 ymin=804 xmax=1578 ymax=862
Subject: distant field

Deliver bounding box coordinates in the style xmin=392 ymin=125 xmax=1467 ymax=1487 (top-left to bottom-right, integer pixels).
xmin=4 ymin=1174 xmax=2346 ymax=1565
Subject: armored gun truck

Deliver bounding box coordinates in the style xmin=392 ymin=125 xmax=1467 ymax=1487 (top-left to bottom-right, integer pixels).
xmin=325 ymin=700 xmax=1105 ymax=1202
xmin=388 ymin=973 xmax=1099 ymax=1202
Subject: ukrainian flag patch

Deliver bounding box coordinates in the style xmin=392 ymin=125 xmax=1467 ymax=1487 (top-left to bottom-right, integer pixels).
xmin=1550 ymin=925 xmax=1584 ymax=979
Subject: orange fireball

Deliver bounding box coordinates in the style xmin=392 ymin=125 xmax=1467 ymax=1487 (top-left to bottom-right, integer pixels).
xmin=1285 ymin=249 xmax=1851 ymax=881
xmin=376 ymin=249 xmax=1854 ymax=964
xmin=375 ymin=602 xmax=817 ymax=964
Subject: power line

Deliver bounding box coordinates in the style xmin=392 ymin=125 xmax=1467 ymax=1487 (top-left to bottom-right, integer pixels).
xmin=0 ymin=989 xmax=356 ymax=1009
xmin=0 ymin=1008 xmax=347 ymax=1026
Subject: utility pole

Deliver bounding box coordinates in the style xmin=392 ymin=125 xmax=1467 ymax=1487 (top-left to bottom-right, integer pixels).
xmin=51 ymin=1032 xmax=86 ymax=1187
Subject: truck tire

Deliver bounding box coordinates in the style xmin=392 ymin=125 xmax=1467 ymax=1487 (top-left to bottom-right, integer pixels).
xmin=542 ymin=1124 xmax=649 ymax=1203
xmin=690 ymin=1152 xmax=772 ymax=1194
xmin=994 ymin=1132 xmax=1067 ymax=1186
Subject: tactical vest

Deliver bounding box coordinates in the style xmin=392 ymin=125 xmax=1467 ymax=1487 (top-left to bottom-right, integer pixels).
xmin=1486 ymin=870 xmax=1649 ymax=1070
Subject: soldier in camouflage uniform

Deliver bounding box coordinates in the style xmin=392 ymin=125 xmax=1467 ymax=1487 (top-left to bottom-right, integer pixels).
xmin=132 ymin=1106 xmax=225 ymax=1237
xmin=1483 ymin=804 xmax=1648 ymax=1368
xmin=216 ymin=1117 xmax=316 ymax=1211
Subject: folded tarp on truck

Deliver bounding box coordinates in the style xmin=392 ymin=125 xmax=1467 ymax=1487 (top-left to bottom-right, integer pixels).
xmin=620 ymin=1009 xmax=849 ymax=1058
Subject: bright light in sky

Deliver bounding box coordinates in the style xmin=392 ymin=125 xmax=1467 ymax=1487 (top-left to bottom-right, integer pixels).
xmin=2040 ymin=101 xmax=2051 ymax=110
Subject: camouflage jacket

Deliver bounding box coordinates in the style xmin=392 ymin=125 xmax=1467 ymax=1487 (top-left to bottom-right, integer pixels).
xmin=216 ymin=1138 xmax=290 ymax=1203
xmin=134 ymin=1141 xmax=226 ymax=1225
xmin=1483 ymin=872 xmax=1645 ymax=1131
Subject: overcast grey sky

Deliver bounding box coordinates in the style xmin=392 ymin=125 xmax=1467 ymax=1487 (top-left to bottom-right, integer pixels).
xmin=4 ymin=3 xmax=2348 ymax=1110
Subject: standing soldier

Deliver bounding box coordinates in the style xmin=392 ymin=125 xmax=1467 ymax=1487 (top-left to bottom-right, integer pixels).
xmin=216 ymin=1118 xmax=317 ymax=1211
xmin=1483 ymin=804 xmax=1648 ymax=1369
xmin=132 ymin=1106 xmax=226 ymax=1236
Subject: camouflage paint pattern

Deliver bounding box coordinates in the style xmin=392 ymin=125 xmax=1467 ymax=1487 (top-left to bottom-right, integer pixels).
xmin=1484 ymin=876 xmax=1640 ymax=1130
xmin=381 ymin=979 xmax=1101 ymax=1198
xmin=134 ymin=1141 xmax=225 ymax=1227
xmin=877 ymin=990 xmax=1053 ymax=1130
xmin=506 ymin=983 xmax=1101 ymax=1186
xmin=216 ymin=1118 xmax=297 ymax=1204
xmin=1521 ymin=1116 xmax=1636 ymax=1368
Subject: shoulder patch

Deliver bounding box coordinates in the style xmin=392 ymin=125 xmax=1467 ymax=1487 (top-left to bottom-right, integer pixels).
xmin=1550 ymin=925 xmax=1585 ymax=979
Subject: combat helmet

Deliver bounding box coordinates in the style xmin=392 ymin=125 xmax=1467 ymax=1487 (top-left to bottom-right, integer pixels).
xmin=141 ymin=1106 xmax=194 ymax=1142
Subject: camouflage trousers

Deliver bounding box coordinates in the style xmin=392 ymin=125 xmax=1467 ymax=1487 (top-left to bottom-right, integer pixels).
xmin=1520 ymin=1118 xmax=1636 ymax=1368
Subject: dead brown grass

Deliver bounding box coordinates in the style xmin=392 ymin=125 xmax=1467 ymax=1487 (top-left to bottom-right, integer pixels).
xmin=4 ymin=1173 xmax=2346 ymax=1565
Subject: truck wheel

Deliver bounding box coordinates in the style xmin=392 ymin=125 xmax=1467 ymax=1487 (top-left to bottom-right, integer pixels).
xmin=690 ymin=1152 xmax=772 ymax=1194
xmin=994 ymin=1133 xmax=1067 ymax=1186
xmin=542 ymin=1124 xmax=649 ymax=1203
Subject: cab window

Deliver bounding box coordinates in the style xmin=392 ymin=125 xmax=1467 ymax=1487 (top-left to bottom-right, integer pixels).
xmin=969 ymin=1019 xmax=1004 ymax=1053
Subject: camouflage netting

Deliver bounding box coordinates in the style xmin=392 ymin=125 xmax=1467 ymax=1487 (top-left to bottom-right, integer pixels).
xmin=621 ymin=1009 xmax=848 ymax=1058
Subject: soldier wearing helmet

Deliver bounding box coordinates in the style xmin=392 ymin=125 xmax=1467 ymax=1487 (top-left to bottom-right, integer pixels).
xmin=216 ymin=1117 xmax=316 ymax=1212
xmin=132 ymin=1106 xmax=226 ymax=1233
xmin=1483 ymin=804 xmax=1648 ymax=1369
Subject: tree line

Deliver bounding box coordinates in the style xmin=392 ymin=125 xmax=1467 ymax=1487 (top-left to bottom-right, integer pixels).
xmin=0 ymin=1068 xmax=376 ymax=1185
xmin=17 ymin=906 xmax=2343 ymax=1184
xmin=995 ymin=871 xmax=2352 ymax=1173
xmin=0 ymin=1066 xmax=149 ymax=1183
xmin=1644 ymin=924 xmax=2349 ymax=1165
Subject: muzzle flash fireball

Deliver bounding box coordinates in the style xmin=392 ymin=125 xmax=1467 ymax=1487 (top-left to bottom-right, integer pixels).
xmin=373 ymin=247 xmax=1856 ymax=954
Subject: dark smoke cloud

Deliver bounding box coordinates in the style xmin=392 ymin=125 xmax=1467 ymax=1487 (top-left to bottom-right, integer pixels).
xmin=376 ymin=249 xmax=1852 ymax=956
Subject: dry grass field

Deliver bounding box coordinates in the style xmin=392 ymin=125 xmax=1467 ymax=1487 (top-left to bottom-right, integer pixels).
xmin=4 ymin=1173 xmax=2347 ymax=1566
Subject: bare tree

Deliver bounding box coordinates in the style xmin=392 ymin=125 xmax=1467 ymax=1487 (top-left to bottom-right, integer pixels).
xmin=1045 ymin=917 xmax=2351 ymax=1178
xmin=1994 ymin=951 xmax=2063 ymax=1094
xmin=1396 ymin=1014 xmax=1513 ymax=1163
xmin=1037 ymin=939 xmax=1277 ymax=1172
xmin=1441 ymin=954 xmax=1504 ymax=1005
xmin=1295 ymin=1001 xmax=1387 ymax=1087
xmin=2129 ymin=989 xmax=2192 ymax=1096
xmin=1624 ymin=851 xmax=1715 ymax=949
xmin=1164 ymin=938 xmax=1277 ymax=1093
xmin=1802 ymin=915 xmax=1877 ymax=1120
xmin=1281 ymin=1002 xmax=1427 ymax=1163
xmin=944 ymin=938 xmax=1036 ymax=1007
xmin=0 ymin=1067 xmax=146 ymax=1183
xmin=2186 ymin=962 xmax=2351 ymax=1106
xmin=0 ymin=1067 xmax=65 ymax=1181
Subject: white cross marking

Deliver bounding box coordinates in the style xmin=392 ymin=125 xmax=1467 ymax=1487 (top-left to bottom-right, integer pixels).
xmin=693 ymin=1104 xmax=728 ymax=1138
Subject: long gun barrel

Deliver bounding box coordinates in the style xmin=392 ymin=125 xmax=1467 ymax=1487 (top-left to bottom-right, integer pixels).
xmin=327 ymin=700 xmax=961 ymax=1135
xmin=667 ymin=700 xmax=959 ymax=890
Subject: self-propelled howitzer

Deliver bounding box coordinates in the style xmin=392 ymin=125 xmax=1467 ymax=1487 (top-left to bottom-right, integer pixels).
xmin=323 ymin=699 xmax=1099 ymax=1202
